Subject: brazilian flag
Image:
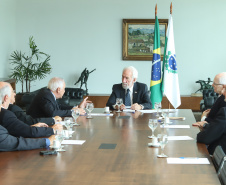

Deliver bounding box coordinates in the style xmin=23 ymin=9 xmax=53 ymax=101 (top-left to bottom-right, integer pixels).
xmin=150 ymin=16 xmax=162 ymax=108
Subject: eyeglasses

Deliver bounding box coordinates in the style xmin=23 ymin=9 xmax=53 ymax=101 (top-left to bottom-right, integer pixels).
xmin=212 ymin=82 xmax=224 ymax=86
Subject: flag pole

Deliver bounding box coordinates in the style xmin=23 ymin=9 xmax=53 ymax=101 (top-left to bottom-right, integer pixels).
xmin=155 ymin=4 xmax=157 ymax=17
xmin=167 ymin=2 xmax=173 ymax=109
xmin=170 ymin=2 xmax=172 ymax=14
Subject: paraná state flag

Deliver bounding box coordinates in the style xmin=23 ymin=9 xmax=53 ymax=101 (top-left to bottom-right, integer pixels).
xmin=161 ymin=14 xmax=181 ymax=109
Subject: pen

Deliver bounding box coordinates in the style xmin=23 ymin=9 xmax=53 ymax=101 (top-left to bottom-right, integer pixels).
xmin=179 ymin=157 xmax=199 ymax=159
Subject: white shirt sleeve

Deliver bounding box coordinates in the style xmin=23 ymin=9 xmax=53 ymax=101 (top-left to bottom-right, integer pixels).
xmin=201 ymin=116 xmax=206 ymax=121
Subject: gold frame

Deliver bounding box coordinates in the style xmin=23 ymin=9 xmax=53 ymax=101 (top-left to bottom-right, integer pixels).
xmin=122 ymin=19 xmax=168 ymax=61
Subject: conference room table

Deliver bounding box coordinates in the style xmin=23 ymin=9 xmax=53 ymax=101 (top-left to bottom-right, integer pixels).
xmin=0 ymin=109 xmax=220 ymax=185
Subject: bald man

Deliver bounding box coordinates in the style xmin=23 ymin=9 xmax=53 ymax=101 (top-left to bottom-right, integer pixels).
xmin=0 ymin=82 xmax=62 ymax=138
xmin=0 ymin=82 xmax=56 ymax=151
xmin=193 ymin=72 xmax=226 ymax=127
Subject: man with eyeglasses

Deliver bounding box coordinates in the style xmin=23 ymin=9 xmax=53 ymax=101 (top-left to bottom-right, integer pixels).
xmin=195 ymin=85 xmax=226 ymax=155
xmin=193 ymin=72 xmax=226 ymax=127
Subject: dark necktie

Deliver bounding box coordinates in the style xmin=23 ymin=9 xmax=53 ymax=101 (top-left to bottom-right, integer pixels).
xmin=125 ymin=89 xmax=131 ymax=106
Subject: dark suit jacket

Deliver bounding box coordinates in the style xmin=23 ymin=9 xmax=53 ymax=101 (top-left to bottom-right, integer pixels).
xmin=106 ymin=82 xmax=152 ymax=109
xmin=205 ymin=94 xmax=226 ymax=122
xmin=27 ymin=88 xmax=73 ymax=118
xmin=8 ymin=104 xmax=55 ymax=126
xmin=0 ymin=108 xmax=54 ymax=138
xmin=0 ymin=125 xmax=46 ymax=151
xmin=197 ymin=107 xmax=226 ymax=155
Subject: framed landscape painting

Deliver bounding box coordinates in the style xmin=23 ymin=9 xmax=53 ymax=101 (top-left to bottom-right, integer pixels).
xmin=122 ymin=19 xmax=168 ymax=61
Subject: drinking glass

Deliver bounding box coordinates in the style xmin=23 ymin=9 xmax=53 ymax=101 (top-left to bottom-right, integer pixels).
xmin=116 ymin=98 xmax=123 ymax=112
xmin=86 ymin=103 xmax=94 ymax=118
xmin=72 ymin=109 xmax=80 ymax=125
xmin=154 ymin=102 xmax=161 ymax=118
xmin=157 ymin=134 xmax=168 ymax=158
xmin=55 ymin=130 xmax=65 ymax=152
xmin=148 ymin=119 xmax=158 ymax=138
xmin=162 ymin=109 xmax=170 ymax=126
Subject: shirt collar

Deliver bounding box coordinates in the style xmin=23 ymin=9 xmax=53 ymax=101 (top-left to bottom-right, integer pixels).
xmin=51 ymin=91 xmax=56 ymax=101
xmin=125 ymin=85 xmax=133 ymax=94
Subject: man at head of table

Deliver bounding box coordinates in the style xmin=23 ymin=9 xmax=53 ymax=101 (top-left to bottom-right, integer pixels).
xmin=106 ymin=66 xmax=152 ymax=110
xmin=27 ymin=77 xmax=89 ymax=118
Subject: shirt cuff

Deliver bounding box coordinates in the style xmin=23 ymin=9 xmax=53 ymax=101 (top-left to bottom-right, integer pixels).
xmin=201 ymin=116 xmax=206 ymax=121
xmin=45 ymin=138 xmax=50 ymax=147
xmin=140 ymin=104 xmax=144 ymax=110
xmin=112 ymin=104 xmax=117 ymax=109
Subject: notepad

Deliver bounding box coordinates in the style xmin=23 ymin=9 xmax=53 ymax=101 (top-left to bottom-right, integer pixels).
xmin=123 ymin=109 xmax=135 ymax=113
xmin=167 ymin=158 xmax=210 ymax=164
xmin=167 ymin=136 xmax=194 ymax=140
xmin=160 ymin=125 xmax=190 ymax=128
xmin=90 ymin=113 xmax=113 ymax=116
xmin=61 ymin=140 xmax=86 ymax=145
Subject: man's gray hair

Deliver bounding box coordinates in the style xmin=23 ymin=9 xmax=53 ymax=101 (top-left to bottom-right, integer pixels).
xmin=218 ymin=72 xmax=226 ymax=84
xmin=123 ymin=66 xmax=138 ymax=79
xmin=47 ymin=77 xmax=65 ymax=91
xmin=0 ymin=83 xmax=11 ymax=104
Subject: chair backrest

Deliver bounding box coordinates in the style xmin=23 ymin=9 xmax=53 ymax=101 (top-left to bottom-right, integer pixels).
xmin=201 ymin=89 xmax=218 ymax=112
xmin=64 ymin=88 xmax=85 ymax=99
xmin=218 ymin=157 xmax=226 ymax=185
xmin=212 ymin=146 xmax=226 ymax=172
xmin=202 ymin=89 xmax=218 ymax=99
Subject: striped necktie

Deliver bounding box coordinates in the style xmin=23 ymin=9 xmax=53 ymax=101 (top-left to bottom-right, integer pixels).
xmin=125 ymin=89 xmax=131 ymax=106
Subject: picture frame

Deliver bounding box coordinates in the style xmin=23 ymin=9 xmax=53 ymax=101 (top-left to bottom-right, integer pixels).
xmin=122 ymin=19 xmax=168 ymax=61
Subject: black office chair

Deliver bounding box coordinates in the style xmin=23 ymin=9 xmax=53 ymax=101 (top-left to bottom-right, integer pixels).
xmin=218 ymin=159 xmax=226 ymax=185
xmin=200 ymin=89 xmax=218 ymax=112
xmin=212 ymin=146 xmax=226 ymax=172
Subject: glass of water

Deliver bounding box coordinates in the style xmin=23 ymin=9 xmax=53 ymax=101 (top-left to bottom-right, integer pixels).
xmin=154 ymin=102 xmax=161 ymax=118
xmin=148 ymin=119 xmax=158 ymax=138
xmin=86 ymin=103 xmax=94 ymax=118
xmin=116 ymin=98 xmax=123 ymax=112
xmin=157 ymin=134 xmax=168 ymax=158
xmin=55 ymin=130 xmax=65 ymax=152
xmin=72 ymin=109 xmax=80 ymax=125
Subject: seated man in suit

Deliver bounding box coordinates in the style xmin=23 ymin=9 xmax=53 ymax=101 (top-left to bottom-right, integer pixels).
xmin=196 ymin=107 xmax=226 ymax=155
xmin=195 ymin=86 xmax=226 ymax=155
xmin=193 ymin=72 xmax=226 ymax=126
xmin=0 ymin=123 xmax=55 ymax=151
xmin=0 ymin=93 xmax=55 ymax=151
xmin=27 ymin=77 xmax=88 ymax=118
xmin=7 ymin=87 xmax=61 ymax=126
xmin=106 ymin=66 xmax=152 ymax=110
xmin=0 ymin=82 xmax=62 ymax=138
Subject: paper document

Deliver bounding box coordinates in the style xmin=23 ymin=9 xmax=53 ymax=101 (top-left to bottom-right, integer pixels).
xmin=160 ymin=125 xmax=190 ymax=128
xmin=138 ymin=110 xmax=157 ymax=113
xmin=138 ymin=109 xmax=177 ymax=114
xmin=125 ymin=106 xmax=131 ymax=109
xmin=61 ymin=140 xmax=86 ymax=145
xmin=90 ymin=113 xmax=113 ymax=116
xmin=123 ymin=109 xmax=135 ymax=113
xmin=167 ymin=136 xmax=194 ymax=140
xmin=167 ymin=158 xmax=210 ymax=164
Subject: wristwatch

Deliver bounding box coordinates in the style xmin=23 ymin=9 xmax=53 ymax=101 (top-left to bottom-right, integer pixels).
xmin=203 ymin=123 xmax=208 ymax=128
xmin=140 ymin=104 xmax=144 ymax=110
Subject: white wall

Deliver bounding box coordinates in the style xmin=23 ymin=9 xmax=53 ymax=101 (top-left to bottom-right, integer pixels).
xmin=0 ymin=0 xmax=16 ymax=77
xmin=1 ymin=0 xmax=226 ymax=95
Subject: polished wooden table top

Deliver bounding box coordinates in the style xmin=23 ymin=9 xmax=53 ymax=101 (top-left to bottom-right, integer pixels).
xmin=0 ymin=109 xmax=220 ymax=185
